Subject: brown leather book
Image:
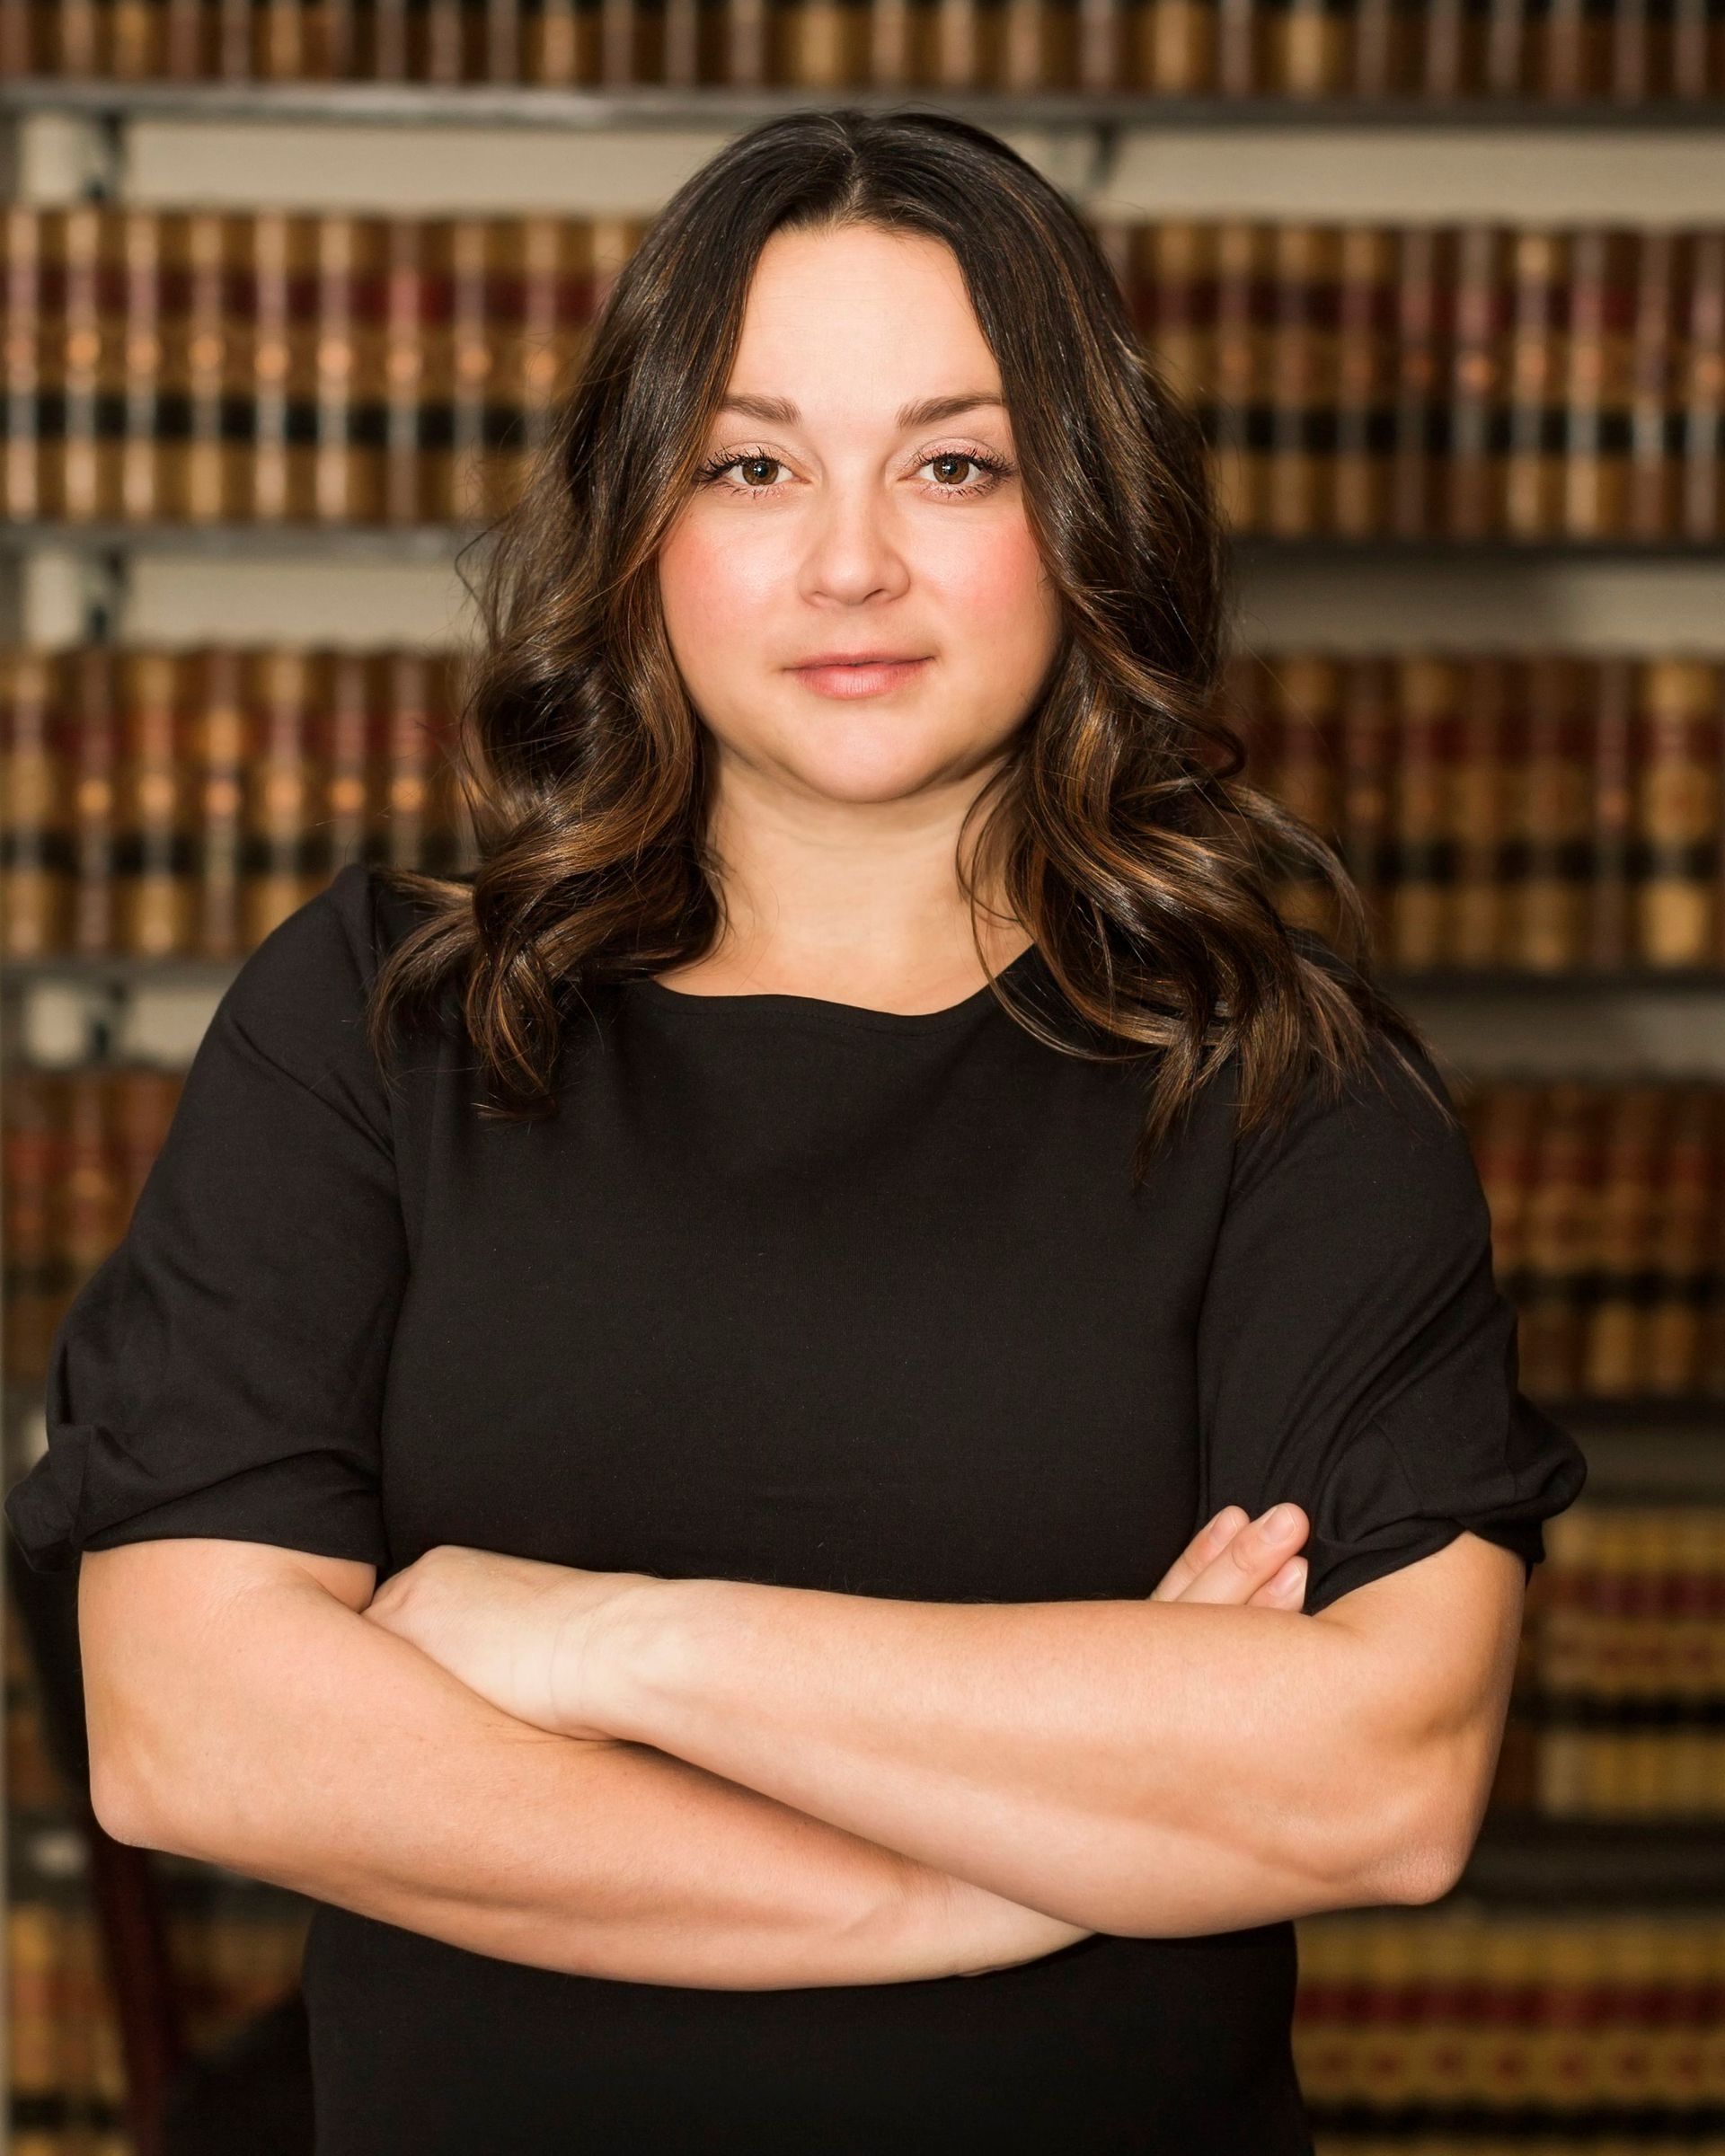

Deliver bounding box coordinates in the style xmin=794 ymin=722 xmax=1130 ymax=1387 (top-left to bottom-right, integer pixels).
xmin=1446 ymin=223 xmax=1505 ymax=540
xmin=1 ymin=204 xmax=43 ymax=524
xmin=1390 ymin=654 xmax=1455 ymax=969
xmin=1331 ymin=225 xmax=1395 ymax=536
xmin=1678 ymin=231 xmax=1725 ymax=543
xmin=1267 ymin=224 xmax=1332 ymax=537
xmin=1585 ymin=654 xmax=1637 ymax=968
xmin=1212 ymin=219 xmax=1269 ymax=534
xmin=1627 ymin=227 xmax=1679 ymax=540
xmin=314 ymin=211 xmax=361 ymax=523
xmin=118 ymin=206 xmax=164 ymax=521
xmin=118 ymin=648 xmax=193 ymax=957
xmin=1338 ymin=653 xmax=1398 ymax=957
xmin=1504 ymin=227 xmax=1562 ymax=539
xmin=1137 ymin=0 xmax=1215 ymax=92
xmin=192 ymin=643 xmax=250 ymax=957
xmin=1515 ymin=654 xmax=1592 ymax=968
xmin=1585 ymin=1082 xmax=1668 ymax=1398
xmin=447 ymin=216 xmax=494 ymax=524
xmin=247 ymin=208 xmax=295 ymax=520
xmin=246 ymin=646 xmax=321 ymax=942
xmin=1388 ymin=223 xmax=1441 ymax=540
xmin=1519 ymin=1078 xmax=1602 ymax=1399
xmin=326 ymin=647 xmax=377 ymax=869
xmin=66 ymin=646 xmax=121 ymax=958
xmin=1636 ymin=658 xmax=1721 ymax=968
xmin=1450 ymin=654 xmax=1509 ymax=968
xmin=383 ymin=214 xmax=429 ymax=525
xmin=0 ymin=649 xmax=64 ymax=959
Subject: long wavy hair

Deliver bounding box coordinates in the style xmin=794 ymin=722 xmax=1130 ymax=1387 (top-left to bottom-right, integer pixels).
xmin=367 ymin=104 xmax=1439 ymax=1187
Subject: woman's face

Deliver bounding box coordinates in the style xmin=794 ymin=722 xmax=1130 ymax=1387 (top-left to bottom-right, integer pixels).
xmin=657 ymin=222 xmax=1064 ymax=808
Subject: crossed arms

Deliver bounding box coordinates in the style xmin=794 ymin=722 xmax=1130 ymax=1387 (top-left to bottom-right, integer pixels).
xmin=78 ymin=1504 xmax=1523 ymax=1988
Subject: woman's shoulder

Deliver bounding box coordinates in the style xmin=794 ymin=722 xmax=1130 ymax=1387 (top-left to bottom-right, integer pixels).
xmin=1197 ymin=925 xmax=1470 ymax=1197
xmin=215 ymin=860 xmax=454 ymax=1098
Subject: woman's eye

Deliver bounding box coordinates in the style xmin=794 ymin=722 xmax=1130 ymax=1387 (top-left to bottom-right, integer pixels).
xmin=701 ymin=453 xmax=786 ymax=490
xmin=921 ymin=453 xmax=986 ymax=489
xmin=698 ymin=448 xmax=1009 ymax=498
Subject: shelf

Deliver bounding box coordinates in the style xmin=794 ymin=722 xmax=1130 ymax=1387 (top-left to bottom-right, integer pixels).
xmin=5 ymin=524 xmax=1724 ymax=569
xmin=1233 ymin=535 xmax=1725 ymax=568
xmin=0 ymin=523 xmax=481 ymax=561
xmin=1539 ymin=1399 xmax=1724 ymax=1440
xmin=3 ymin=956 xmax=244 ymax=993
xmin=1384 ymin=971 xmax=1725 ymax=995
xmin=1457 ymin=1816 xmax=1725 ymax=1904
xmin=7 ymin=81 xmax=1725 ymax=131
xmin=5 ymin=955 xmax=1722 ymax=999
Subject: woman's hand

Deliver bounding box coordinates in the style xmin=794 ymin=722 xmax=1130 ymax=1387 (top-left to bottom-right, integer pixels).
xmin=359 ymin=1546 xmax=659 ymax=1739
xmin=1151 ymin=1502 xmax=1309 ymax=1612
xmin=362 ymin=1505 xmax=1308 ymax=1749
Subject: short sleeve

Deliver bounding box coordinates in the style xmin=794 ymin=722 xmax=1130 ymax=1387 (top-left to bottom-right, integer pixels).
xmin=1194 ymin=1027 xmax=1588 ymax=1615
xmin=4 ymin=862 xmax=408 ymax=1575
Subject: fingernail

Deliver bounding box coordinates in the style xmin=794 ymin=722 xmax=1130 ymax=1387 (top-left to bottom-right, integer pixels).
xmin=1259 ymin=1503 xmax=1300 ymax=1536
xmin=1213 ymin=1506 xmax=1248 ymax=1535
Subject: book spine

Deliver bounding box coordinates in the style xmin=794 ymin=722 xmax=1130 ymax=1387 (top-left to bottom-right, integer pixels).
xmin=1446 ymin=221 xmax=1502 ymax=541
xmin=326 ymin=649 xmax=374 ymax=869
xmin=1330 ymin=225 xmax=1389 ymax=537
xmin=1586 ymin=654 xmax=1636 ymax=969
xmin=247 ymin=649 xmax=316 ymax=941
xmin=378 ymin=214 xmax=421 ymax=522
xmin=120 ymin=648 xmax=192 ymax=957
xmin=67 ymin=648 xmax=120 ymax=958
xmin=0 ymin=650 xmax=65 ymax=959
xmin=119 ymin=207 xmax=163 ymax=521
xmin=1679 ymin=230 xmax=1724 ymax=543
xmin=1267 ymin=222 xmax=1324 ymax=538
xmin=2 ymin=207 xmax=42 ymax=526
xmin=1389 ymin=223 xmax=1439 ymax=540
xmin=1449 ymin=654 xmax=1508 ymax=968
xmin=314 ymin=211 xmax=357 ymax=522
xmin=1339 ymin=655 xmax=1397 ymax=959
xmin=195 ymin=644 xmax=249 ymax=958
xmin=250 ymin=210 xmax=291 ymax=520
xmin=1636 ymin=658 xmax=1721 ymax=968
xmin=1504 ymin=227 xmax=1560 ymax=539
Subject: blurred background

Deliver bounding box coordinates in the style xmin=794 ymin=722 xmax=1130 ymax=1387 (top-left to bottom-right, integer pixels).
xmin=2 ymin=12 xmax=1724 ymax=2153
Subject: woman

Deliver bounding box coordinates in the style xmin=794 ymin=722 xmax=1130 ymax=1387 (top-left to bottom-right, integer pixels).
xmin=7 ymin=109 xmax=1584 ymax=2152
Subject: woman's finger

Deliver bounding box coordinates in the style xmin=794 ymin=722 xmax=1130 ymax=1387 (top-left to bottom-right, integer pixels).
xmin=1176 ymin=1502 xmax=1310 ymax=1605
xmin=1149 ymin=1506 xmax=1250 ymax=1602
xmin=1246 ymin=1556 xmax=1307 ymax=1613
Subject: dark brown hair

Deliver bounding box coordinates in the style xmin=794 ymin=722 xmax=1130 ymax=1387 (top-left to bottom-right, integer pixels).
xmin=367 ymin=104 xmax=1440 ymax=1185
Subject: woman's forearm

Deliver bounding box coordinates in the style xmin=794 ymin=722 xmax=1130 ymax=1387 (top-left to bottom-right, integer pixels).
xmin=586 ymin=1538 xmax=1520 ymax=1938
xmin=96 ymin=1567 xmax=1089 ymax=1987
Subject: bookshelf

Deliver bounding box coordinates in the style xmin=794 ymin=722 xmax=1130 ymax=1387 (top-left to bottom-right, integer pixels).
xmin=3 ymin=44 xmax=1723 ymax=2156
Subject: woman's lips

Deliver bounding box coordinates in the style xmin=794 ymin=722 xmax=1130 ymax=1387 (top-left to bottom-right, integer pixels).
xmin=791 ymin=658 xmax=930 ymax=699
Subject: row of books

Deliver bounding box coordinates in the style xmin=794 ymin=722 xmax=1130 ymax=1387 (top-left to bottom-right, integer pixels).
xmin=1 ymin=647 xmax=478 ymax=960
xmin=9 ymin=1605 xmax=1725 ymax=2150
xmin=1492 ymin=1507 xmax=1725 ymax=1820
xmin=1293 ymin=1907 xmax=1725 ymax=2115
xmin=9 ymin=1891 xmax=304 ymax=2120
xmin=5 ymin=640 xmax=1725 ymax=970
xmin=1452 ymin=1080 xmax=1724 ymax=1405
xmin=1526 ymin=1506 xmax=1725 ymax=1702
xmin=6 ymin=208 xmax=1725 ymax=543
xmin=1233 ymin=651 xmax=1725 ymax=974
xmin=5 ymin=1063 xmax=1720 ymax=1395
xmin=13 ymin=0 xmax=1725 ymax=98
xmin=1497 ymin=1721 xmax=1725 ymax=1819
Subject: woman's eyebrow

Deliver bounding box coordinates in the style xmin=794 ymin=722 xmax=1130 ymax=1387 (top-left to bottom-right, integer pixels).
xmin=716 ymin=392 xmax=1008 ymax=429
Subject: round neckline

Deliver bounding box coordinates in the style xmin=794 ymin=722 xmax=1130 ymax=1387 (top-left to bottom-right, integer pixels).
xmin=625 ymin=941 xmax=1044 ymax=1035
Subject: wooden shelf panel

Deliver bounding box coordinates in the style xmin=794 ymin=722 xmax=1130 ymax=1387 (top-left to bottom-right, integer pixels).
xmin=8 ymin=81 xmax=1725 ymax=130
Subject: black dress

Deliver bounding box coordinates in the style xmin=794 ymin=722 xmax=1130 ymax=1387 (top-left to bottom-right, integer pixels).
xmin=6 ymin=860 xmax=1587 ymax=2154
